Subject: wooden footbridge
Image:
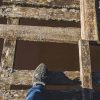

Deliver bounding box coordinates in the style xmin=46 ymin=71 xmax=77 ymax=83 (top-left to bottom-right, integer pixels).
xmin=0 ymin=0 xmax=100 ymax=100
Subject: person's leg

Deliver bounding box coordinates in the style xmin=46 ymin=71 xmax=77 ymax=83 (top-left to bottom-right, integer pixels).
xmin=26 ymin=85 xmax=45 ymax=100
xmin=25 ymin=63 xmax=48 ymax=100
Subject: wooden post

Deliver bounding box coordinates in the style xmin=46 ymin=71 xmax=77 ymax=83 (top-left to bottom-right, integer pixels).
xmin=80 ymin=0 xmax=98 ymax=40
xmin=0 ymin=16 xmax=19 ymax=89
xmin=79 ymin=40 xmax=93 ymax=100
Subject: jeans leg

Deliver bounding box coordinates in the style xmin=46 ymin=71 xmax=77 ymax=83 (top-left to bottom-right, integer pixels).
xmin=26 ymin=85 xmax=45 ymax=100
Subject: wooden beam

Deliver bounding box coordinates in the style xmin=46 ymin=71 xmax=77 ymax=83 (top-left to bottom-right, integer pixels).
xmin=0 ymin=38 xmax=16 ymax=90
xmin=0 ymin=6 xmax=80 ymax=21
xmin=79 ymin=40 xmax=93 ymax=100
xmin=0 ymin=24 xmax=81 ymax=43
xmin=80 ymin=0 xmax=98 ymax=40
xmin=12 ymin=70 xmax=80 ymax=85
xmin=3 ymin=0 xmax=80 ymax=8
xmin=1 ymin=90 xmax=27 ymax=100
xmin=10 ymin=70 xmax=100 ymax=85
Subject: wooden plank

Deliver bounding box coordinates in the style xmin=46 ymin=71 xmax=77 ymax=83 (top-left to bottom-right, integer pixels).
xmin=0 ymin=6 xmax=80 ymax=21
xmin=12 ymin=70 xmax=80 ymax=85
xmin=0 ymin=24 xmax=81 ymax=43
xmin=10 ymin=70 xmax=100 ymax=85
xmin=0 ymin=39 xmax=16 ymax=69
xmin=1 ymin=89 xmax=82 ymax=100
xmin=3 ymin=0 xmax=80 ymax=8
xmin=0 ymin=38 xmax=16 ymax=90
xmin=79 ymin=40 xmax=93 ymax=100
xmin=80 ymin=0 xmax=98 ymax=40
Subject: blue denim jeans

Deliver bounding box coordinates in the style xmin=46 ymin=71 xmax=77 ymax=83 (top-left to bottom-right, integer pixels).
xmin=26 ymin=85 xmax=45 ymax=100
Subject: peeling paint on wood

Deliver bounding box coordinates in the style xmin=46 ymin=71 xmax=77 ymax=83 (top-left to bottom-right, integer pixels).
xmin=1 ymin=90 xmax=26 ymax=100
xmin=80 ymin=0 xmax=98 ymax=40
xmin=0 ymin=24 xmax=81 ymax=43
xmin=0 ymin=6 xmax=80 ymax=21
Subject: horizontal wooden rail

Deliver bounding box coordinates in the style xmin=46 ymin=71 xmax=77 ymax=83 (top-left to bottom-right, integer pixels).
xmin=0 ymin=24 xmax=81 ymax=43
xmin=11 ymin=70 xmax=80 ymax=85
xmin=5 ymin=70 xmax=100 ymax=85
xmin=3 ymin=0 xmax=80 ymax=8
xmin=0 ymin=6 xmax=80 ymax=21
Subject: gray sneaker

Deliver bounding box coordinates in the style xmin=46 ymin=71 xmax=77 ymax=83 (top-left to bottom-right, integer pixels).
xmin=32 ymin=63 xmax=48 ymax=86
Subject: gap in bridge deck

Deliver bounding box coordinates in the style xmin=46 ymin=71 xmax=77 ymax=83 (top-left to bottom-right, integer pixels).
xmin=0 ymin=0 xmax=3 ymax=6
xmin=90 ymin=43 xmax=100 ymax=99
xmin=13 ymin=40 xmax=79 ymax=71
xmin=96 ymin=0 xmax=100 ymax=40
xmin=19 ymin=18 xmax=80 ymax=28
xmin=0 ymin=18 xmax=7 ymax=24
xmin=90 ymin=43 xmax=100 ymax=72
xmin=0 ymin=38 xmax=4 ymax=62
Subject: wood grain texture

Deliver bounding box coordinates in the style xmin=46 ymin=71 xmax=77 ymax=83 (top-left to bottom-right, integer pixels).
xmin=80 ymin=0 xmax=98 ymax=40
xmin=0 ymin=24 xmax=81 ymax=43
xmin=10 ymin=70 xmax=100 ymax=85
xmin=0 ymin=6 xmax=80 ymax=21
xmin=0 ymin=18 xmax=18 ymax=90
xmin=3 ymin=0 xmax=80 ymax=8
xmin=12 ymin=70 xmax=80 ymax=85
xmin=79 ymin=40 xmax=93 ymax=100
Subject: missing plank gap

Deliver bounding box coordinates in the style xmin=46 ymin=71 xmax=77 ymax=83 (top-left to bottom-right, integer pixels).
xmin=0 ymin=38 xmax=4 ymax=62
xmin=10 ymin=84 xmax=81 ymax=91
xmin=19 ymin=18 xmax=80 ymax=27
xmin=13 ymin=40 xmax=79 ymax=71
xmin=0 ymin=18 xmax=7 ymax=24
xmin=0 ymin=0 xmax=3 ymax=6
xmin=90 ymin=43 xmax=100 ymax=72
xmin=3 ymin=0 xmax=80 ymax=9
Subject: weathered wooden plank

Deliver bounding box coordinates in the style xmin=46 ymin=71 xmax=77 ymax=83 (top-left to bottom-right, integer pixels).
xmin=80 ymin=0 xmax=98 ymax=40
xmin=0 ymin=24 xmax=81 ymax=43
xmin=0 ymin=6 xmax=80 ymax=21
xmin=0 ymin=39 xmax=16 ymax=69
xmin=12 ymin=70 xmax=80 ymax=85
xmin=0 ymin=38 xmax=16 ymax=90
xmin=79 ymin=40 xmax=93 ymax=100
xmin=3 ymin=0 xmax=80 ymax=8
xmin=0 ymin=18 xmax=18 ymax=69
xmin=1 ymin=90 xmax=26 ymax=100
xmin=11 ymin=70 xmax=100 ymax=85
xmin=1 ymin=89 xmax=82 ymax=100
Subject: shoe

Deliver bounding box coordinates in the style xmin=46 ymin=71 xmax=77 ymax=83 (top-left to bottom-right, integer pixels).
xmin=32 ymin=63 xmax=48 ymax=86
